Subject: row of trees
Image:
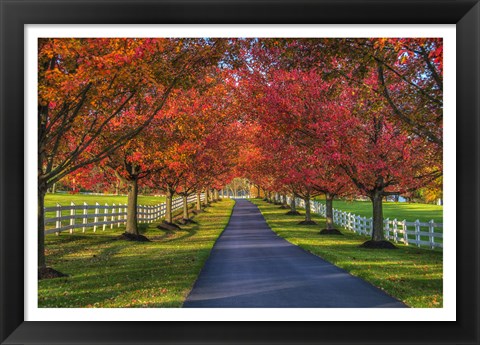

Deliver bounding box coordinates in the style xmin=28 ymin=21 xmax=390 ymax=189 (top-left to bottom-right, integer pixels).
xmin=38 ymin=37 xmax=442 ymax=277
xmin=237 ymin=38 xmax=442 ymax=246
xmin=38 ymin=38 xmax=243 ymax=276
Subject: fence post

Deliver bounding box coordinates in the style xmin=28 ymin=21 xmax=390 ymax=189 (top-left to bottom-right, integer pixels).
xmin=415 ymin=219 xmax=421 ymax=247
xmin=403 ymin=220 xmax=409 ymax=246
xmin=93 ymin=202 xmax=99 ymax=232
xmin=384 ymin=218 xmax=389 ymax=240
xmin=392 ymin=218 xmax=398 ymax=243
xmin=368 ymin=217 xmax=373 ymax=235
xmin=394 ymin=219 xmax=400 ymax=243
xmin=395 ymin=219 xmax=400 ymax=243
xmin=111 ymin=203 xmax=116 ymax=229
xmin=401 ymin=220 xmax=407 ymax=245
xmin=429 ymin=219 xmax=435 ymax=249
xmin=69 ymin=202 xmax=75 ymax=234
xmin=82 ymin=202 xmax=88 ymax=232
xmin=55 ymin=203 xmax=61 ymax=236
xmin=117 ymin=203 xmax=122 ymax=226
xmin=103 ymin=203 xmax=108 ymax=231
xmin=117 ymin=203 xmax=122 ymax=227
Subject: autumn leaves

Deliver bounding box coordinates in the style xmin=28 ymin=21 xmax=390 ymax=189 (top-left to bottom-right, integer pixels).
xmin=38 ymin=38 xmax=443 ymax=278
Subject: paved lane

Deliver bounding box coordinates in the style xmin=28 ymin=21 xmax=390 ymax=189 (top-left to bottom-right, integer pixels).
xmin=183 ymin=199 xmax=406 ymax=308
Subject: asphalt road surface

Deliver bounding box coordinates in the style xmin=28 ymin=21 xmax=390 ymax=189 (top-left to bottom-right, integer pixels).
xmin=183 ymin=199 xmax=406 ymax=308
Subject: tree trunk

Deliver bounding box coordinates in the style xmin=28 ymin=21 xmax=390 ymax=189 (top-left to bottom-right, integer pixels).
xmin=290 ymin=194 xmax=297 ymax=212
xmin=182 ymin=195 xmax=189 ymax=220
xmin=125 ymin=178 xmax=139 ymax=235
xmin=325 ymin=193 xmax=334 ymax=230
xmin=38 ymin=184 xmax=47 ymax=269
xmin=256 ymin=185 xmax=261 ymax=198
xmin=371 ymin=191 xmax=385 ymax=241
xmin=304 ymin=197 xmax=311 ymax=222
xmin=210 ymin=189 xmax=216 ymax=202
xmin=282 ymin=194 xmax=288 ymax=207
xmin=214 ymin=189 xmax=219 ymax=201
xmin=203 ymin=189 xmax=209 ymax=206
xmin=196 ymin=191 xmax=202 ymax=211
xmin=165 ymin=189 xmax=173 ymax=223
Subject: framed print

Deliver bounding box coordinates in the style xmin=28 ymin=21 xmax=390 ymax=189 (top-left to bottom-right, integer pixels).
xmin=0 ymin=0 xmax=479 ymax=344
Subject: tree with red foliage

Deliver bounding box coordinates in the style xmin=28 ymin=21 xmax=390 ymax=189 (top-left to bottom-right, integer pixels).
xmin=38 ymin=38 xmax=230 ymax=275
xmin=329 ymin=72 xmax=441 ymax=247
xmin=253 ymin=38 xmax=443 ymax=148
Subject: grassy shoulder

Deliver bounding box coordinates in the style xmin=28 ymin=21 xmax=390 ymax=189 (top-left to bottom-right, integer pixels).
xmin=38 ymin=198 xmax=235 ymax=308
xmin=250 ymin=199 xmax=443 ymax=308
xmin=313 ymin=197 xmax=443 ymax=223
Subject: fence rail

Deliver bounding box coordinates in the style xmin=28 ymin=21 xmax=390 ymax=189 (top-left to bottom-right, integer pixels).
xmin=44 ymin=194 xmax=204 ymax=235
xmin=285 ymin=197 xmax=443 ymax=250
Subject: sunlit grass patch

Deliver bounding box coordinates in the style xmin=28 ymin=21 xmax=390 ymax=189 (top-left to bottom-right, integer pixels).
xmin=38 ymin=198 xmax=235 ymax=308
xmin=250 ymin=199 xmax=443 ymax=308
xmin=45 ymin=193 xmax=167 ymax=207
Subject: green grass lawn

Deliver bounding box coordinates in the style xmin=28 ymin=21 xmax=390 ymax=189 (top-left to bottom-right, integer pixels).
xmin=314 ymin=197 xmax=443 ymax=223
xmin=45 ymin=193 xmax=166 ymax=207
xmin=250 ymin=199 xmax=443 ymax=308
xmin=38 ymin=198 xmax=235 ymax=308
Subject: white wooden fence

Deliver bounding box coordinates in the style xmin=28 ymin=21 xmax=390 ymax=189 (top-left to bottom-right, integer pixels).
xmin=44 ymin=194 xmax=204 ymax=235
xmin=285 ymin=196 xmax=443 ymax=250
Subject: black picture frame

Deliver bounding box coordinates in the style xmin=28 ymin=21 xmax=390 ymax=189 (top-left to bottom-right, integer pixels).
xmin=1 ymin=0 xmax=478 ymax=344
